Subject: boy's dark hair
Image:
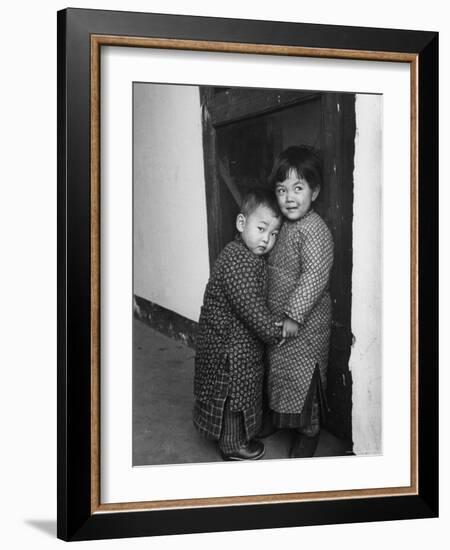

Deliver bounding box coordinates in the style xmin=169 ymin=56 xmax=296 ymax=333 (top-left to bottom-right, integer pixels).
xmin=269 ymin=145 xmax=323 ymax=191
xmin=240 ymin=187 xmax=281 ymax=218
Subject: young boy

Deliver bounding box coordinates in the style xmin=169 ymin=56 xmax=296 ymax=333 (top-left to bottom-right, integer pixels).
xmin=193 ymin=188 xmax=283 ymax=461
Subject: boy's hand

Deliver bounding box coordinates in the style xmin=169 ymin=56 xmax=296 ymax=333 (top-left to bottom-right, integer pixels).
xmin=282 ymin=318 xmax=299 ymax=338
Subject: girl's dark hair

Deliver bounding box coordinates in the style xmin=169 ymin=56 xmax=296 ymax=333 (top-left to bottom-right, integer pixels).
xmin=240 ymin=187 xmax=281 ymax=218
xmin=269 ymin=145 xmax=323 ymax=191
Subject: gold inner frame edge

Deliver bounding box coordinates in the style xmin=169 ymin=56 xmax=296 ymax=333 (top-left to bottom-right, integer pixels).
xmin=90 ymin=34 xmax=419 ymax=514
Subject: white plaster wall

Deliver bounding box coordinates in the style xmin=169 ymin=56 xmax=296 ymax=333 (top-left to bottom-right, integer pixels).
xmin=350 ymin=95 xmax=383 ymax=454
xmin=133 ymin=83 xmax=210 ymax=322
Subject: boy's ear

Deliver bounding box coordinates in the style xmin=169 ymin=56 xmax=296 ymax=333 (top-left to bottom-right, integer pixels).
xmin=312 ymin=185 xmax=320 ymax=202
xmin=236 ymin=213 xmax=246 ymax=233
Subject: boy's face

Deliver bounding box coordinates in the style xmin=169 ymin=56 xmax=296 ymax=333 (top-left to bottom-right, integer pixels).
xmin=236 ymin=205 xmax=281 ymax=256
xmin=275 ymin=169 xmax=319 ymax=221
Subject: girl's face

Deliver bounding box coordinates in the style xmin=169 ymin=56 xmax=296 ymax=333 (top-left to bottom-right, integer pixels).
xmin=275 ymin=169 xmax=319 ymax=221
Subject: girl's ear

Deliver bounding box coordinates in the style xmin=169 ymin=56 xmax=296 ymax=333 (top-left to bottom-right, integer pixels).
xmin=236 ymin=213 xmax=246 ymax=233
xmin=312 ymin=185 xmax=320 ymax=202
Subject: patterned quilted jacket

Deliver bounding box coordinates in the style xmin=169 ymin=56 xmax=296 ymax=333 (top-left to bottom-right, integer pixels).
xmin=194 ymin=235 xmax=282 ymax=411
xmin=267 ymin=210 xmax=334 ymax=414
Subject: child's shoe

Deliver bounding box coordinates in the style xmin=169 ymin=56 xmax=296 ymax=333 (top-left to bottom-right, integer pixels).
xmin=289 ymin=432 xmax=319 ymax=458
xmin=256 ymin=414 xmax=277 ymax=438
xmin=222 ymin=440 xmax=265 ymax=461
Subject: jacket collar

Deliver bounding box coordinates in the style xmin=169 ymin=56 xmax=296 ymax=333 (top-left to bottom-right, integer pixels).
xmin=234 ymin=233 xmax=263 ymax=262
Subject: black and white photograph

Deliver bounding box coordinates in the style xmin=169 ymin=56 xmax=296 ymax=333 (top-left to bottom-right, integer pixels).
xmin=132 ymin=83 xmax=382 ymax=466
xmin=1 ymin=0 xmax=444 ymax=548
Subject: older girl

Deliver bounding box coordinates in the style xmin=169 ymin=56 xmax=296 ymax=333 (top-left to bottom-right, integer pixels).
xmin=264 ymin=145 xmax=334 ymax=458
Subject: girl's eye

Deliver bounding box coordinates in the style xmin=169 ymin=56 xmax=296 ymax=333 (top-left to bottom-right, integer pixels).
xmin=276 ymin=188 xmax=285 ymax=195
xmin=295 ymin=185 xmax=303 ymax=192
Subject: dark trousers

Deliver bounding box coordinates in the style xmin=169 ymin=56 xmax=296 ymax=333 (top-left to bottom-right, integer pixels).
xmin=270 ymin=365 xmax=326 ymax=436
xmin=218 ymin=399 xmax=247 ymax=453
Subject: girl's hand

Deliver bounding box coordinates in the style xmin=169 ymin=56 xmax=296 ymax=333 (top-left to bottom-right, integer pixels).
xmin=275 ymin=321 xmax=285 ymax=347
xmin=282 ymin=318 xmax=299 ymax=338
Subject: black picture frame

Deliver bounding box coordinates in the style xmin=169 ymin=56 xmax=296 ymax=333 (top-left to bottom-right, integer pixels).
xmin=57 ymin=7 xmax=438 ymax=541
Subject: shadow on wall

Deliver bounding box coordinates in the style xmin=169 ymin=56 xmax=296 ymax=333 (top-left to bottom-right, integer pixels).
xmin=24 ymin=519 xmax=56 ymax=538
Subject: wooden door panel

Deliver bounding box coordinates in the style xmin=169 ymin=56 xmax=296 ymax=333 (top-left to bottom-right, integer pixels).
xmin=201 ymin=86 xmax=354 ymax=446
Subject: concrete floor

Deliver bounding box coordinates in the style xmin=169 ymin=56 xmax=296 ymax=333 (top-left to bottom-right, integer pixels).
xmin=133 ymin=318 xmax=350 ymax=466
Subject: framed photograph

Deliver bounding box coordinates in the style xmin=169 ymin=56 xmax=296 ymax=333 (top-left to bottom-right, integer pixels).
xmin=57 ymin=8 xmax=438 ymax=541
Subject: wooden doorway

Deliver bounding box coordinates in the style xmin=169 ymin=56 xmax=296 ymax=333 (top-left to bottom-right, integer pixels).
xmin=200 ymin=86 xmax=355 ymax=446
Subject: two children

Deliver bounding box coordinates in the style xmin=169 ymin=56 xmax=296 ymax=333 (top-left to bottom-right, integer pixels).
xmin=194 ymin=146 xmax=334 ymax=461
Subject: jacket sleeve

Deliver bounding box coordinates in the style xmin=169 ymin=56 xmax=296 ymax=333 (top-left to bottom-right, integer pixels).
xmin=285 ymin=223 xmax=334 ymax=324
xmin=221 ymin=254 xmax=282 ymax=344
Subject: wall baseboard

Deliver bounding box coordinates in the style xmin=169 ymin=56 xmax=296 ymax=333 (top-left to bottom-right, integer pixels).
xmin=134 ymin=295 xmax=198 ymax=349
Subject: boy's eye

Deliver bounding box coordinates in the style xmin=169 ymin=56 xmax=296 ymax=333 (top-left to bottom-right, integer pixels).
xmin=295 ymin=185 xmax=303 ymax=192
